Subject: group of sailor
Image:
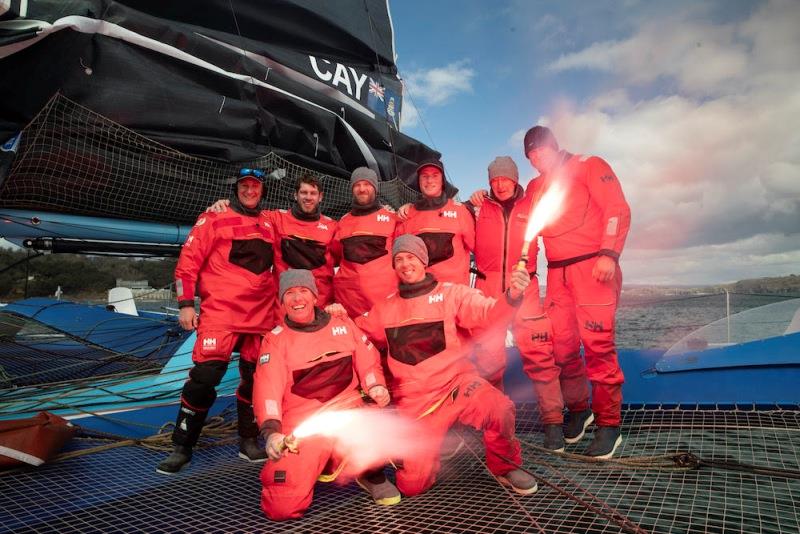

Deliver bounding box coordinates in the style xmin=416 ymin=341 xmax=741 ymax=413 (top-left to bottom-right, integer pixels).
xmin=155 ymin=125 xmax=631 ymax=522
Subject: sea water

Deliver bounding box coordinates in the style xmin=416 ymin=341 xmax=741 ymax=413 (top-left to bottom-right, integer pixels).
xmin=617 ymin=292 xmax=790 ymax=349
xmin=132 ymin=292 xmax=791 ymax=350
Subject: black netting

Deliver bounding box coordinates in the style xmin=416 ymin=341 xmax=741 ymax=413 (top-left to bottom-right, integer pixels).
xmin=0 ymin=93 xmax=421 ymax=225
xmin=2 ymin=403 xmax=798 ymax=534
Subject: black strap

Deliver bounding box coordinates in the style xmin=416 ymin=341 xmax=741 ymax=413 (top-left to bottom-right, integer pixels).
xmin=547 ymin=251 xmax=599 ymax=269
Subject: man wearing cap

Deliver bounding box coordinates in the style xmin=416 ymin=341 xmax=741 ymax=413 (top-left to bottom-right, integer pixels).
xmin=523 ymin=126 xmax=630 ymax=458
xmin=331 ymin=167 xmax=398 ymax=317
xmin=157 ymin=168 xmax=276 ymax=474
xmin=253 ymin=269 xmax=399 ymax=520
xmin=355 ymin=234 xmax=538 ymax=497
xmin=396 ymin=158 xmax=475 ymax=285
xmin=468 ymin=156 xmax=563 ymax=450
xmin=209 ymin=174 xmax=337 ymax=309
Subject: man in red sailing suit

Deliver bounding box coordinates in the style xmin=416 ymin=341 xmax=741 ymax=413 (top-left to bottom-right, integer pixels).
xmin=331 ymin=167 xmax=398 ymax=317
xmin=396 ymin=158 xmax=475 ymax=286
xmin=268 ymin=174 xmax=337 ymax=308
xmin=209 ymin=174 xmax=337 ymax=311
xmin=157 ymin=168 xmax=276 ymax=474
xmin=524 ymin=126 xmax=631 ymax=458
xmin=468 ymin=156 xmax=563 ymax=451
xmin=355 ymin=234 xmax=538 ymax=497
xmin=253 ymin=269 xmax=398 ymax=521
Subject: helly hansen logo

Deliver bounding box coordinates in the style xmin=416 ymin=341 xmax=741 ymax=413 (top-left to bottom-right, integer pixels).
xmin=531 ymin=332 xmax=550 ymax=342
xmin=584 ymin=320 xmax=605 ymax=332
xmin=202 ymin=338 xmax=217 ymax=350
xmin=317 ymin=223 xmax=329 ymax=230
xmin=428 ymin=293 xmax=444 ymax=304
xmin=332 ymin=326 xmax=348 ymax=336
xmin=600 ymin=174 xmax=615 ymax=183
xmin=377 ymin=214 xmax=390 ymax=222
xmin=441 ymin=210 xmax=457 ymax=218
xmin=463 ymin=380 xmax=481 ymax=398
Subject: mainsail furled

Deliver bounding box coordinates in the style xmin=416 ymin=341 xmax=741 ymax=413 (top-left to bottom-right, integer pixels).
xmin=0 ymin=0 xmax=438 ymax=186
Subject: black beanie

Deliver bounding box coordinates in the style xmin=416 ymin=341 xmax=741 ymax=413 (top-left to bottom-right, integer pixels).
xmin=523 ymin=126 xmax=558 ymax=155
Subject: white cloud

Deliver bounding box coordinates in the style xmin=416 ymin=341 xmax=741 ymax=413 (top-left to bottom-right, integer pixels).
xmin=533 ymin=0 xmax=800 ymax=281
xmin=399 ymin=96 xmax=420 ymax=129
xmin=402 ymin=60 xmax=475 ymax=107
xmin=620 ymin=233 xmax=800 ymax=285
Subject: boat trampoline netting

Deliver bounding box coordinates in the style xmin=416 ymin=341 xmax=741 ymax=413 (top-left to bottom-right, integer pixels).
xmin=2 ymin=403 xmax=798 ymax=534
xmin=0 ymin=93 xmax=422 ymax=226
xmin=0 ymin=311 xmax=182 ymax=388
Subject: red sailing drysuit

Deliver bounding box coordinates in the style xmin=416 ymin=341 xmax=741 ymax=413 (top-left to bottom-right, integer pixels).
xmin=526 ymin=152 xmax=631 ymax=426
xmin=396 ymin=197 xmax=475 ymax=286
xmin=253 ymin=311 xmax=385 ymax=521
xmin=172 ymin=208 xmax=276 ymax=445
xmin=267 ymin=207 xmax=337 ymax=307
xmin=356 ymin=275 xmax=522 ymax=496
xmin=470 ymin=188 xmax=562 ymax=422
xmin=331 ymin=205 xmax=398 ymax=317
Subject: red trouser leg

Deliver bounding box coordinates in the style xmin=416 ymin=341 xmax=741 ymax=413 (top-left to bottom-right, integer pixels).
xmin=569 ymin=260 xmax=624 ymax=427
xmin=395 ymin=416 xmax=449 ymax=497
xmin=471 ymin=322 xmax=509 ymax=390
xmin=513 ymin=291 xmax=564 ymax=424
xmin=455 ymin=376 xmax=522 ymax=475
xmin=260 ymin=436 xmax=334 ymax=521
xmin=396 ymin=376 xmax=522 ymax=496
xmin=545 ymin=267 xmax=590 ymax=413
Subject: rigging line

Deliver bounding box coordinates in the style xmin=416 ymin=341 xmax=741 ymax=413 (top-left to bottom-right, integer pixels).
xmin=729 ymin=292 xmax=800 ymax=299
xmin=458 ymin=427 xmax=649 ymax=534
xmin=491 ymin=446 xmax=652 ymax=534
xmin=455 ymin=430 xmax=547 ymax=534
xmin=362 ymin=0 xmax=402 ymax=180
xmin=226 ymin=0 xmax=275 ymax=158
xmin=396 ymin=71 xmax=438 ymax=153
xmin=0 ymin=251 xmax=43 ymax=274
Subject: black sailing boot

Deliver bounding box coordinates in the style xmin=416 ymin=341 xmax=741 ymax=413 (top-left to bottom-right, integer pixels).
xmin=237 ymin=399 xmax=267 ymax=462
xmin=156 ymin=403 xmax=207 ymax=474
xmin=239 ymin=437 xmax=268 ymax=462
xmin=156 ymin=445 xmax=192 ymax=474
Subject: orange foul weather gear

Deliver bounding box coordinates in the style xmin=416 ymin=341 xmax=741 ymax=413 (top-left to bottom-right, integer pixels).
xmin=527 ymin=152 xmax=631 ymax=427
xmin=396 ymin=196 xmax=475 ymax=286
xmin=356 ymin=275 xmax=523 ymax=496
xmin=267 ymin=205 xmax=337 ymax=307
xmin=172 ymin=209 xmax=276 ymax=446
xmin=253 ymin=310 xmax=385 ymax=520
xmin=331 ymin=205 xmax=398 ymax=317
xmin=469 ymin=187 xmax=561 ymax=422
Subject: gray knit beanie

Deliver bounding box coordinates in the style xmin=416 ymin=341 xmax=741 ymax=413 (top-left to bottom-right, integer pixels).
xmin=487 ymin=156 xmax=519 ymax=183
xmin=392 ymin=234 xmax=429 ymax=266
xmin=350 ymin=167 xmax=379 ymax=191
xmin=279 ymin=269 xmax=318 ymax=301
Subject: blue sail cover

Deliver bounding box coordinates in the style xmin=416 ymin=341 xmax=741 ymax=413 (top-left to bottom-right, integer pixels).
xmin=0 ymin=298 xmax=188 ymax=386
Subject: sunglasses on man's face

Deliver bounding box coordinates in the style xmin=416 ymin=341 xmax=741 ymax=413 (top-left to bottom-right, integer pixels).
xmin=239 ymin=168 xmax=266 ymax=178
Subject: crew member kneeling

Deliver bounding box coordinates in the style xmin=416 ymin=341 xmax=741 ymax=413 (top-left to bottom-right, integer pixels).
xmin=253 ymin=269 xmax=399 ymax=521
xmin=356 ymin=235 xmax=538 ymax=497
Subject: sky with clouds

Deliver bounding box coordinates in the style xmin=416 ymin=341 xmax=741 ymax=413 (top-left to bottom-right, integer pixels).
xmin=391 ymin=0 xmax=800 ymax=285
